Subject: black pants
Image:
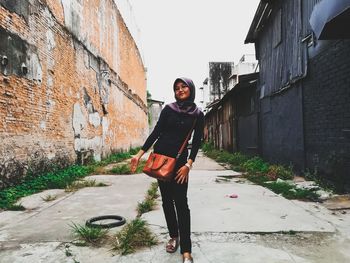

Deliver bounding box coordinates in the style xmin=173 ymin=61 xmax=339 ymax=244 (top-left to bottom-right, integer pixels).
xmin=157 ymin=159 xmax=191 ymax=254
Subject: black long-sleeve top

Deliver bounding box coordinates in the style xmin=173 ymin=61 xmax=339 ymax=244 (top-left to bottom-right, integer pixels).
xmin=142 ymin=105 xmax=204 ymax=162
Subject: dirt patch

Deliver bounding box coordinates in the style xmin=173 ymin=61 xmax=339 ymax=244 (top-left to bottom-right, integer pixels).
xmin=323 ymin=195 xmax=350 ymax=210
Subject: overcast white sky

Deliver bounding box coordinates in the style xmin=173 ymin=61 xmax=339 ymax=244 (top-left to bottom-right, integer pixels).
xmin=127 ymin=0 xmax=260 ymax=104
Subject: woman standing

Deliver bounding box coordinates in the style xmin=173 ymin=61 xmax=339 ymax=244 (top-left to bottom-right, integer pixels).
xmin=130 ymin=77 xmax=204 ymax=263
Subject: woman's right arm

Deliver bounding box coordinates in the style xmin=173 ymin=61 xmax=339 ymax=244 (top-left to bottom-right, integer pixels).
xmin=130 ymin=106 xmax=168 ymax=172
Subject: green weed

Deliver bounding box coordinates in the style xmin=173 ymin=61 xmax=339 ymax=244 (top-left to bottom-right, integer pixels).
xmin=7 ymin=204 xmax=26 ymax=211
xmin=0 ymin=147 xmax=142 ymax=210
xmin=129 ymin=147 xmax=141 ymax=155
xmin=0 ymin=165 xmax=92 ymax=210
xmin=65 ymin=179 xmax=108 ymax=192
xmin=201 ymin=141 xmax=215 ymax=153
xmin=137 ymin=197 xmax=156 ymax=217
xmin=109 ymin=160 xmax=146 ymax=175
xmin=137 ymin=182 xmax=159 ymax=216
xmin=109 ymin=164 xmax=130 ymax=174
xmin=70 ymin=222 xmax=109 ymax=246
xmin=147 ymin=182 xmax=160 ymax=199
xmin=247 ymin=174 xmax=270 ymax=185
xmin=242 ymin=157 xmax=269 ymax=174
xmin=264 ymin=181 xmax=320 ymax=200
xmin=114 ymin=218 xmax=158 ymax=255
xmin=93 ymin=152 xmax=132 ymax=167
xmin=41 ymin=194 xmax=57 ymax=202
xmin=267 ymin=164 xmax=294 ymax=180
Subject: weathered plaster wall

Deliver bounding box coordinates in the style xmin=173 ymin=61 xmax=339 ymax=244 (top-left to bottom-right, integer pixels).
xmin=0 ymin=0 xmax=147 ymax=188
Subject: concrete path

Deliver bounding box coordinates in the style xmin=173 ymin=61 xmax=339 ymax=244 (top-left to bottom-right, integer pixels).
xmin=144 ymin=170 xmax=334 ymax=233
xmin=0 ymin=151 xmax=349 ymax=263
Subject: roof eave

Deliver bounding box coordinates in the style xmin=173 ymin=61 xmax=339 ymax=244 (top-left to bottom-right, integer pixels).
xmin=245 ymin=0 xmax=274 ymax=44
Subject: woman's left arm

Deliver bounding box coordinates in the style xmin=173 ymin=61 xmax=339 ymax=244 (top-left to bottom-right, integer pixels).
xmin=175 ymin=113 xmax=204 ymax=184
xmin=188 ymin=112 xmax=205 ymax=163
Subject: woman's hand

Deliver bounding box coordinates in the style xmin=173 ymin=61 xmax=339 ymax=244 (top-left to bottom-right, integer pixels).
xmin=175 ymin=165 xmax=190 ymax=184
xmin=130 ymin=156 xmax=140 ymax=173
xmin=130 ymin=150 xmax=145 ymax=173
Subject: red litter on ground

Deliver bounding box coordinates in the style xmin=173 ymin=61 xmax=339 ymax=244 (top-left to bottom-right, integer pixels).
xmin=226 ymin=193 xmax=238 ymax=198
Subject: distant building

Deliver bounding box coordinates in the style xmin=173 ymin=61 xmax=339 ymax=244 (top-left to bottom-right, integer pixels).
xmin=147 ymin=99 xmax=164 ymax=133
xmin=199 ymin=78 xmax=209 ymax=113
xmin=228 ymin=54 xmax=258 ymax=89
xmin=205 ymin=73 xmax=259 ymax=154
xmin=208 ymin=62 xmax=234 ymax=102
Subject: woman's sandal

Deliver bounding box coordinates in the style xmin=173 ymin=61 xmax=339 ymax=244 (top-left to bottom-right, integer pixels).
xmin=165 ymin=237 xmax=179 ymax=253
xmin=183 ymin=256 xmax=194 ymax=263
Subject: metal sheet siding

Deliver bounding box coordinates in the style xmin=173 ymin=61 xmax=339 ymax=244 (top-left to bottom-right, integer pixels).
xmin=258 ymin=0 xmax=306 ymax=96
xmin=302 ymin=0 xmax=322 ymax=35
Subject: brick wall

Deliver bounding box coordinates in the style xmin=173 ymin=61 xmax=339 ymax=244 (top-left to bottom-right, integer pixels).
xmin=260 ymin=84 xmax=304 ymax=170
xmin=0 ymin=0 xmax=147 ymax=188
xmin=303 ymin=40 xmax=350 ymax=184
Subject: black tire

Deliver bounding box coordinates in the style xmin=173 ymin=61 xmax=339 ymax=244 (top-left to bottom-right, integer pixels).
xmin=85 ymin=215 xmax=126 ymax=229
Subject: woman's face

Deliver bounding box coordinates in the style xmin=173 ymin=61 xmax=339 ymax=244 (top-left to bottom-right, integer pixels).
xmin=174 ymin=81 xmax=191 ymax=101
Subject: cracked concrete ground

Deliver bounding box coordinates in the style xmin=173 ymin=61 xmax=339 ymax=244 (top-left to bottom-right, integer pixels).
xmin=0 ymin=151 xmax=349 ymax=262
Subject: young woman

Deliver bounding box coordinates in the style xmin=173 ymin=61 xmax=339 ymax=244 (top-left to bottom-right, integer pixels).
xmin=130 ymin=77 xmax=204 ymax=263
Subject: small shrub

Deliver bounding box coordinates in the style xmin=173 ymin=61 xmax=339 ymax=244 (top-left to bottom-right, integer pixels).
xmin=231 ymin=165 xmax=243 ymax=172
xmin=216 ymin=151 xmax=233 ymax=163
xmin=202 ymin=141 xmax=214 ymax=153
xmin=242 ymin=157 xmax=269 ymax=174
xmin=0 ymin=165 xmax=92 ymax=210
xmin=303 ymin=168 xmax=335 ymax=193
xmin=247 ymin=174 xmax=270 ymax=185
xmin=304 ymin=167 xmax=318 ymax=181
xmin=206 ymin=149 xmax=221 ymax=160
xmin=264 ymin=181 xmax=320 ymax=201
xmin=114 ymin=218 xmax=158 ymax=255
xmin=228 ymin=152 xmax=249 ymax=167
xmin=267 ymin=165 xmax=294 ymax=180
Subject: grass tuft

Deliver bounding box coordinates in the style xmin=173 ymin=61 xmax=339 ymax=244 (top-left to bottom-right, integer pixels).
xmin=70 ymin=222 xmax=109 ymax=246
xmin=114 ymin=218 xmax=158 ymax=255
xmin=109 ymin=164 xmax=130 ymax=174
xmin=248 ymin=175 xmax=320 ymax=200
xmin=65 ymin=179 xmax=108 ymax=192
xmin=242 ymin=157 xmax=269 ymax=174
xmin=109 ymin=160 xmax=146 ymax=175
xmin=41 ymin=194 xmax=58 ymax=202
xmin=0 ymin=165 xmax=92 ymax=210
xmin=147 ymin=182 xmax=160 ymax=199
xmin=137 ymin=198 xmax=156 ymax=217
xmin=0 ymin=147 xmax=141 ymax=210
xmin=267 ymin=164 xmax=294 ymax=180
xmin=136 ymin=182 xmax=159 ymax=217
xmin=7 ymin=204 xmax=26 ymax=211
xmin=264 ymin=181 xmax=320 ymax=201
xmin=202 ymin=142 xmax=322 ymax=201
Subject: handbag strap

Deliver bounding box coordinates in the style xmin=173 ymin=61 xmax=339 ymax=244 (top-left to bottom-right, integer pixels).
xmin=176 ymin=119 xmax=197 ymax=159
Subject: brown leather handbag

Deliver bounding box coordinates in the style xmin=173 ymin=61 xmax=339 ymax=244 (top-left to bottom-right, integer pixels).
xmin=143 ymin=120 xmax=196 ymax=181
